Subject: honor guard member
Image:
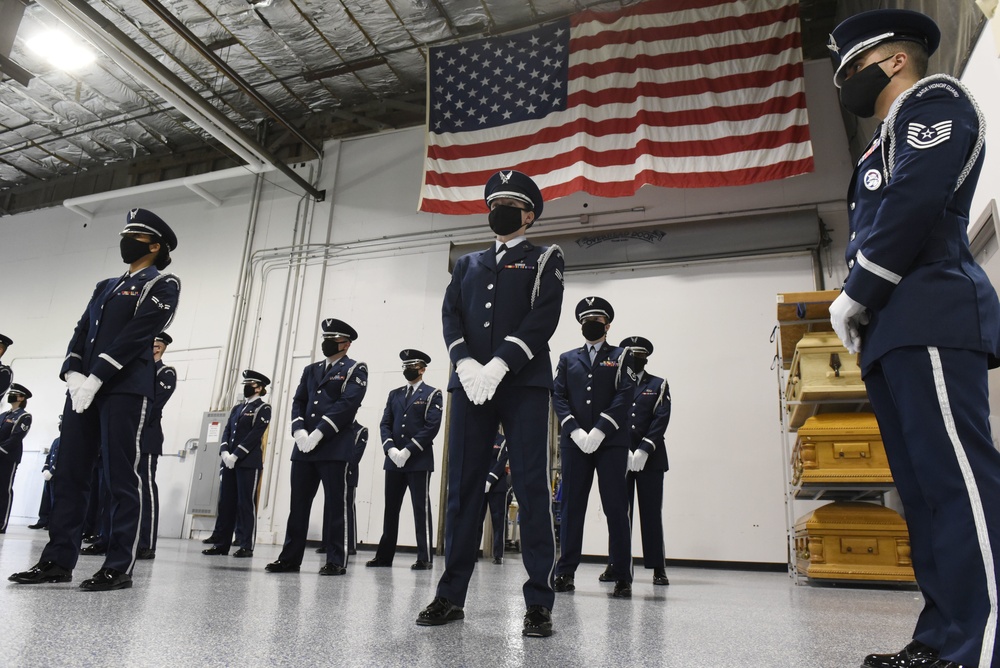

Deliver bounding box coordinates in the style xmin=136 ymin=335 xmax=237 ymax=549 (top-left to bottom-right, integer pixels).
xmin=481 ymin=432 xmax=511 ymax=565
xmin=827 ymin=11 xmax=1000 ymax=668
xmin=368 ymin=349 xmax=443 ymax=570
xmin=346 ymin=421 xmax=368 ymax=555
xmin=418 ymin=169 xmax=563 ymax=638
xmin=0 ymin=333 xmax=13 ymax=397
xmin=136 ymin=331 xmax=177 ymax=560
xmin=552 ymin=297 xmax=636 ymax=598
xmin=203 ymin=370 xmax=271 ymax=558
xmin=0 ymin=383 xmax=32 ymax=533
xmin=10 ymin=207 xmax=180 ymax=591
xmin=597 ymin=337 xmax=671 ymax=586
xmin=30 ymin=418 xmax=61 ymax=531
xmin=266 ymin=319 xmax=367 ymax=576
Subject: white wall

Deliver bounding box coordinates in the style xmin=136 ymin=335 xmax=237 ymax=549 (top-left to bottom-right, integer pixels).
xmin=0 ymin=58 xmax=858 ymax=564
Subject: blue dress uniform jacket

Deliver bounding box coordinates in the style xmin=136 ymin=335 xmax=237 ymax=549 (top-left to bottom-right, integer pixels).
xmin=443 ymin=241 xmax=564 ymax=389
xmin=843 ymin=74 xmax=1000 ymax=374
xmin=0 ymin=407 xmax=31 ymax=463
xmin=379 ymin=382 xmax=443 ymax=472
xmin=0 ymin=364 xmax=11 ymax=398
xmin=222 ymin=398 xmax=270 ymax=469
xmin=60 ymin=268 xmax=181 ymax=396
xmin=290 ymin=357 xmax=368 ymax=462
xmin=553 ymin=343 xmax=636 ymax=448
xmin=628 ymin=372 xmax=671 ymax=471
xmin=140 ymin=360 xmax=176 ymax=455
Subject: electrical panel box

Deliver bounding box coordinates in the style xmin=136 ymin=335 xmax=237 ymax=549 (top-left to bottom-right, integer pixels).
xmin=186 ymin=410 xmax=230 ymax=516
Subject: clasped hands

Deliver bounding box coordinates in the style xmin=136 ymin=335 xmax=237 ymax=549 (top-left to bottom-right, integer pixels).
xmin=570 ymin=427 xmax=605 ymax=454
xmin=387 ymin=447 xmax=412 ymax=468
xmin=293 ymin=429 xmax=323 ymax=453
xmin=221 ymin=452 xmax=238 ymax=469
xmin=456 ymin=357 xmax=508 ymax=405
xmin=65 ymin=371 xmax=103 ymax=414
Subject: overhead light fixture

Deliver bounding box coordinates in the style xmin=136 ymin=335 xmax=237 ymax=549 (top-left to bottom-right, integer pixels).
xmin=26 ymin=30 xmax=95 ymax=71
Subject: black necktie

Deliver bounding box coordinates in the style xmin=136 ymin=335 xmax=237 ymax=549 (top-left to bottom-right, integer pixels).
xmin=589 ymin=345 xmax=598 ymax=365
xmin=496 ymin=243 xmax=508 ymax=261
xmin=406 ymin=385 xmax=414 ymax=401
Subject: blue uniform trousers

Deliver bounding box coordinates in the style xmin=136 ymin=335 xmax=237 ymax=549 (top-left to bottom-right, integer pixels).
xmin=626 ymin=469 xmax=665 ymax=569
xmin=0 ymin=459 xmax=17 ymax=532
xmin=557 ymin=445 xmax=632 ymax=582
xmin=37 ymin=480 xmax=52 ymax=526
xmin=347 ymin=487 xmax=357 ymax=553
xmin=436 ymin=386 xmax=556 ymax=609
xmin=481 ymin=485 xmax=511 ymax=557
xmin=137 ymin=453 xmax=159 ymax=551
xmin=865 ymin=346 xmax=1000 ymax=667
xmin=42 ymin=394 xmax=146 ymax=573
xmin=374 ymin=469 xmax=433 ymax=564
xmin=277 ymin=459 xmax=348 ymax=567
xmin=212 ymin=467 xmax=259 ymax=551
xmin=82 ymin=462 xmax=101 ymax=537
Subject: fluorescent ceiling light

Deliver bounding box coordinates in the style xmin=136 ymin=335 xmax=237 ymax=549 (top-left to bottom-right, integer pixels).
xmin=26 ymin=30 xmax=95 ymax=71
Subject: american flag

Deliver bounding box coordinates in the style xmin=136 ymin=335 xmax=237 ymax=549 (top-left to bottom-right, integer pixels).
xmin=418 ymin=0 xmax=814 ymax=215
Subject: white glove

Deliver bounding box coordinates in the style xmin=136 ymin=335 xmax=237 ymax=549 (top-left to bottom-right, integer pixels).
xmin=485 ymin=481 xmax=493 ymax=493
xmin=293 ymin=429 xmax=309 ymax=450
xmin=43 ymin=470 xmax=53 ymax=481
xmin=223 ymin=453 xmax=238 ymax=469
xmin=456 ymin=358 xmax=483 ymax=398
xmin=393 ymin=448 xmax=412 ymax=468
xmin=299 ymin=429 xmax=323 ymax=453
xmin=471 ymin=357 xmax=509 ymax=405
xmin=72 ymin=374 xmax=103 ymax=413
xmin=388 ymin=447 xmax=401 ymax=463
xmin=583 ymin=428 xmax=605 ymax=454
xmin=65 ymin=370 xmax=86 ymax=397
xmin=829 ymin=290 xmax=869 ymax=355
xmin=629 ymin=450 xmax=649 ymax=472
xmin=570 ymin=428 xmax=588 ymax=451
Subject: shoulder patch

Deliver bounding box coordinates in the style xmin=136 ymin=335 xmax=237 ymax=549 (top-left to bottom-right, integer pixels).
xmin=907 ymin=121 xmax=952 ymax=150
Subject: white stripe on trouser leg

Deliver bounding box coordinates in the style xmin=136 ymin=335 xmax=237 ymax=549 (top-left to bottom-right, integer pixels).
xmin=250 ymin=470 xmax=259 ymax=550
xmin=145 ymin=455 xmax=156 ymax=548
xmin=128 ymin=398 xmax=148 ymax=572
xmin=543 ymin=424 xmax=557 ymax=588
xmin=424 ymin=472 xmax=432 ymax=561
xmin=2 ymin=464 xmax=16 ymax=530
xmin=342 ymin=466 xmax=349 ymax=564
xmin=928 ymin=347 xmax=998 ymax=667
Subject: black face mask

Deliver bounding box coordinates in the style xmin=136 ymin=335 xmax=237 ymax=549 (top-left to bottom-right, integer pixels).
xmin=243 ymin=384 xmax=257 ymax=399
xmin=633 ymin=357 xmax=647 ymax=374
xmin=120 ymin=236 xmax=153 ymax=264
xmin=322 ymin=339 xmax=345 ymax=357
xmin=839 ymin=56 xmax=894 ymax=118
xmin=403 ymin=368 xmax=421 ymax=382
xmin=582 ymin=320 xmax=606 ymax=342
xmin=6 ymin=393 xmax=18 ymax=404
xmin=489 ymin=205 xmax=526 ymax=236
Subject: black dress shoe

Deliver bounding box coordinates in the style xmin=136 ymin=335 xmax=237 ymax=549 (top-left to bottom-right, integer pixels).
xmin=553 ymin=574 xmax=575 ymax=592
xmin=366 ymin=558 xmax=392 ymax=567
xmin=315 ymin=546 xmax=327 ymax=554
xmin=598 ymin=565 xmax=614 ymax=582
xmin=136 ymin=548 xmax=156 ymax=560
xmin=863 ymin=640 xmax=940 ymax=668
xmin=926 ymin=663 xmax=964 ymax=668
xmin=201 ymin=536 xmax=220 ymax=544
xmin=522 ymin=605 xmax=553 ymax=637
xmin=9 ymin=561 xmax=72 ymax=584
xmin=415 ymin=597 xmax=464 ymax=626
xmin=27 ymin=522 xmax=47 ymax=530
xmin=79 ymin=544 xmax=106 ymax=556
xmin=82 ymin=534 xmax=99 ymax=544
xmin=653 ymin=568 xmax=670 ymax=586
xmin=265 ymin=560 xmax=300 ymax=573
xmin=411 ymin=560 xmax=433 ymax=570
xmin=319 ymin=563 xmax=346 ymax=576
xmin=202 ymin=546 xmax=229 ymax=556
xmin=80 ymin=568 xmax=132 ymax=591
xmin=493 ymin=556 xmax=503 ymax=565
xmin=612 ymin=580 xmax=632 ymax=598
xmin=233 ymin=548 xmax=253 ymax=558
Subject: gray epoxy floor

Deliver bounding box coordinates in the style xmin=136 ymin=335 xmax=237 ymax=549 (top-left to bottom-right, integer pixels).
xmin=0 ymin=526 xmax=923 ymax=668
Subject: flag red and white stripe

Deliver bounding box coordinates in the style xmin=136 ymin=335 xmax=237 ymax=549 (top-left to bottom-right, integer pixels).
xmin=418 ymin=0 xmax=814 ymax=215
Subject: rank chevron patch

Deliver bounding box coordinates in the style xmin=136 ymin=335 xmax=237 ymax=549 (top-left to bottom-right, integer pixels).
xmin=907 ymin=120 xmax=952 ymax=149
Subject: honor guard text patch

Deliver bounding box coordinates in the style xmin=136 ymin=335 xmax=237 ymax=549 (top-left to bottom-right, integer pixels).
xmin=907 ymin=121 xmax=952 ymax=149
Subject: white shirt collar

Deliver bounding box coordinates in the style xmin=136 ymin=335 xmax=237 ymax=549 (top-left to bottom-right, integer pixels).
xmin=495 ymin=235 xmax=526 ymax=252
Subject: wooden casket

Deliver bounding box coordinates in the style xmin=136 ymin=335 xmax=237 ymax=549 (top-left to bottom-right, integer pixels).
xmin=785 ymin=332 xmax=867 ymax=429
xmin=793 ymin=413 xmax=892 ymax=486
xmin=794 ymin=502 xmax=914 ymax=583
